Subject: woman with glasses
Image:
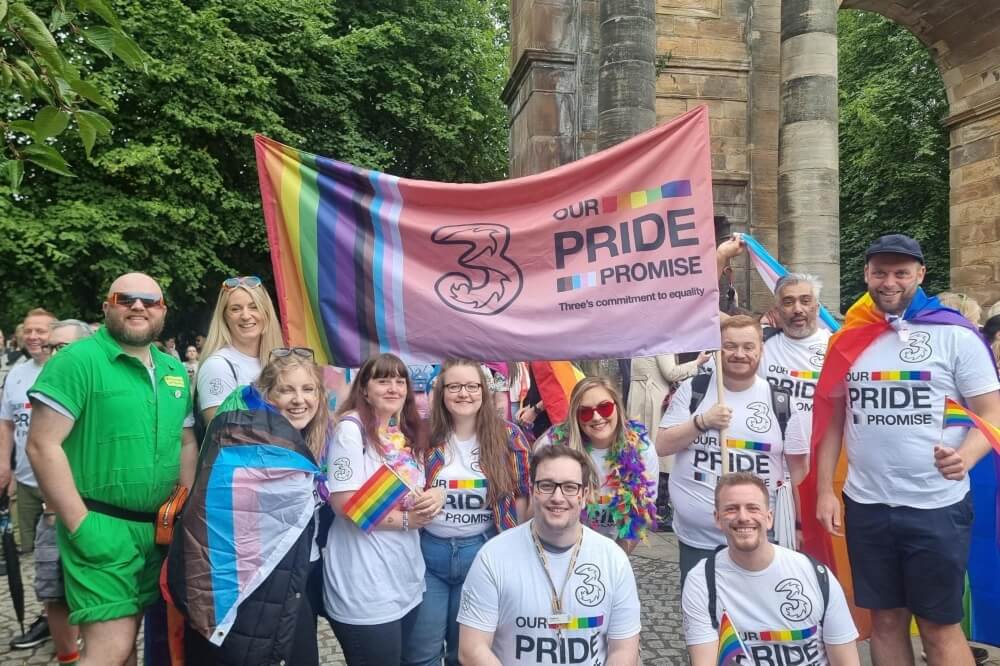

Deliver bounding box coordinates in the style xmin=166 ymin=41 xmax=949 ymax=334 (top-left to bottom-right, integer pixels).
xmin=403 ymin=360 xmax=530 ymax=666
xmin=321 ymin=353 xmax=445 ymax=665
xmin=535 ymin=376 xmax=658 ymax=553
xmin=168 ymin=347 xmax=328 ymax=665
xmin=196 ymin=276 xmax=284 ymax=424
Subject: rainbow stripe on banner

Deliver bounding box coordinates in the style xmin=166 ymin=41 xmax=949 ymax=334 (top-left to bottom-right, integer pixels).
xmin=758 ymin=626 xmax=818 ymax=642
xmin=447 ymin=479 xmax=487 ymax=489
xmin=741 ymin=234 xmax=839 ymax=333
xmin=717 ymin=611 xmax=749 ymax=666
xmin=790 ymin=370 xmax=820 ymax=379
xmin=343 ymin=465 xmax=410 ymax=533
xmin=600 ymin=180 xmax=692 ymax=213
xmin=870 ymin=370 xmax=931 ymax=381
xmin=549 ymin=615 xmax=604 ymax=630
xmin=944 ymin=398 xmax=1000 ymax=455
xmin=727 ymin=440 xmax=772 ymax=452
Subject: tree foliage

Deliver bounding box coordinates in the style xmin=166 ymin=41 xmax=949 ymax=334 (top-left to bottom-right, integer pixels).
xmin=839 ymin=10 xmax=950 ymax=311
xmin=0 ymin=0 xmax=510 ymax=333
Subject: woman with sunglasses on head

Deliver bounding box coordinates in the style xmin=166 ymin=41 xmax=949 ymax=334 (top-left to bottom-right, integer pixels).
xmin=196 ymin=276 xmax=284 ymax=424
xmin=534 ymin=376 xmax=659 ymax=553
xmin=168 ymin=346 xmax=328 ymax=665
xmin=402 ymin=360 xmax=531 ymax=666
xmin=322 ymin=353 xmax=445 ymax=665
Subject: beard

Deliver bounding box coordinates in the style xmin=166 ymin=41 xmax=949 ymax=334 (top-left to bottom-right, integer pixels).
xmin=106 ymin=311 xmax=165 ymax=347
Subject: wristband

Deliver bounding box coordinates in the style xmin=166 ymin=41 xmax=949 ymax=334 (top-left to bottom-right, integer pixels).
xmin=402 ymin=510 xmax=409 ymax=531
xmin=693 ymin=414 xmax=707 ymax=433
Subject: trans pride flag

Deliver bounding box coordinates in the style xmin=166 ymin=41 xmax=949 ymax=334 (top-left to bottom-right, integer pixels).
xmin=254 ymin=106 xmax=721 ymax=366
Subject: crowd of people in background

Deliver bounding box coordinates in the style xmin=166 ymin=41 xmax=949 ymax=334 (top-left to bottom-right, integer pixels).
xmin=0 ymin=232 xmax=998 ymax=665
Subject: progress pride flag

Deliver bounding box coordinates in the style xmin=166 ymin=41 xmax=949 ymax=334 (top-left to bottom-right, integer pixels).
xmin=255 ymin=106 xmax=720 ymax=366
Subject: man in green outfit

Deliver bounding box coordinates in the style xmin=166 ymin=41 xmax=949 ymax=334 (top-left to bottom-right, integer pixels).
xmin=27 ymin=273 xmax=197 ymax=666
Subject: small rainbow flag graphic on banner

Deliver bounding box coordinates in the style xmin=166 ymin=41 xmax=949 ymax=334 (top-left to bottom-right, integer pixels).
xmin=758 ymin=626 xmax=818 ymax=641
xmin=447 ymin=479 xmax=488 ymax=489
xmin=944 ymin=398 xmax=1000 ymax=455
xmin=549 ymin=615 xmax=604 ymax=630
xmin=727 ymin=440 xmax=772 ymax=452
xmin=717 ymin=610 xmax=750 ymax=666
xmin=343 ymin=464 xmax=410 ymax=533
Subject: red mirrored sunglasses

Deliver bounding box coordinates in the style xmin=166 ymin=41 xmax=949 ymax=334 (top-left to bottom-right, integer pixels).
xmin=577 ymin=400 xmax=615 ymax=422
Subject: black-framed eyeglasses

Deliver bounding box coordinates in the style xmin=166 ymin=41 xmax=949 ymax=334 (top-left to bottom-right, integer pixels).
xmin=444 ymin=382 xmax=482 ymax=394
xmin=533 ymin=479 xmax=584 ymax=496
xmin=269 ymin=347 xmax=314 ymax=361
xmin=43 ymin=342 xmax=70 ymax=354
xmin=222 ymin=276 xmax=262 ymax=290
xmin=108 ymin=292 xmax=166 ymax=309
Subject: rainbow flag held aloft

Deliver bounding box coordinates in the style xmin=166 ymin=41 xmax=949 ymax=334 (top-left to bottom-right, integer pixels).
xmin=343 ymin=464 xmax=410 ymax=533
xmin=254 ymin=106 xmax=721 ymax=366
xmin=944 ymin=398 xmax=1000 ymax=455
xmin=717 ymin=610 xmax=750 ymax=666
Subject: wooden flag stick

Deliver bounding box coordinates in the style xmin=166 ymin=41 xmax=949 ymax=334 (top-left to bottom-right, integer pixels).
xmin=715 ymin=349 xmax=729 ymax=476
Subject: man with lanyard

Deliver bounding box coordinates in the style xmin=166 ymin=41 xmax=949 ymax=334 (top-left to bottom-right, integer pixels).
xmin=814 ymin=234 xmax=1000 ymax=666
xmin=458 ymin=444 xmax=641 ymax=665
xmin=26 ymin=273 xmax=197 ymax=666
xmin=682 ymin=472 xmax=859 ymax=666
xmin=657 ymin=315 xmax=809 ymax=584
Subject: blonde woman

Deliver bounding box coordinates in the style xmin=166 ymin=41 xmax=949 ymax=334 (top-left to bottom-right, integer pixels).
xmin=535 ymin=376 xmax=659 ymax=553
xmin=196 ymin=276 xmax=284 ymax=422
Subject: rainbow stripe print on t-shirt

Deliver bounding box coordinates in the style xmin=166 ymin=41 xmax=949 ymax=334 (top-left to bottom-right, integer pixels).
xmin=446 ymin=479 xmax=488 ymax=489
xmin=726 ymin=440 xmax=772 ymax=452
xmin=869 ymin=370 xmax=931 ymax=381
xmin=549 ymin=615 xmax=604 ymax=630
xmin=757 ymin=625 xmax=817 ymax=642
xmin=789 ymin=370 xmax=820 ymax=379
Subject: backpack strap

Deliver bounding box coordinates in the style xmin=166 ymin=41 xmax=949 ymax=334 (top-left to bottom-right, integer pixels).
xmin=768 ymin=384 xmax=792 ymax=439
xmin=341 ymin=415 xmax=368 ymax=453
xmin=762 ymin=326 xmax=782 ymax=343
xmin=705 ymin=544 xmax=727 ymax=630
xmin=222 ymin=356 xmax=238 ymax=383
xmin=800 ymin=552 xmax=831 ymax=625
xmin=689 ymin=371 xmax=713 ymax=415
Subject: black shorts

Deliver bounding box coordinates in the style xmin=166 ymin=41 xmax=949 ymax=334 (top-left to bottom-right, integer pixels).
xmin=843 ymin=492 xmax=973 ymax=624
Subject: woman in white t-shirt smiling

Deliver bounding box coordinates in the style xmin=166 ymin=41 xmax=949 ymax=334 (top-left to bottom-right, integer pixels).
xmin=322 ymin=353 xmax=446 ymax=665
xmin=403 ymin=360 xmax=531 ymax=666
xmin=535 ymin=376 xmax=659 ymax=552
xmin=196 ymin=276 xmax=283 ymax=423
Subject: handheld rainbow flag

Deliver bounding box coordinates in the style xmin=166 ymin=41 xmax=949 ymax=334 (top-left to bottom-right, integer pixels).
xmin=343 ymin=464 xmax=411 ymax=533
xmin=717 ymin=610 xmax=750 ymax=666
xmin=944 ymin=398 xmax=1000 ymax=455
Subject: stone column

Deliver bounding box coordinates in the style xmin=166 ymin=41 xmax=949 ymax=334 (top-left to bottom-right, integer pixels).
xmin=597 ymin=0 xmax=657 ymax=150
xmin=778 ymin=0 xmax=840 ymax=310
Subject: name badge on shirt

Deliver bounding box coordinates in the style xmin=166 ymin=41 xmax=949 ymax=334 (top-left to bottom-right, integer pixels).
xmin=548 ymin=613 xmax=570 ymax=626
xmin=164 ymin=375 xmax=185 ymax=388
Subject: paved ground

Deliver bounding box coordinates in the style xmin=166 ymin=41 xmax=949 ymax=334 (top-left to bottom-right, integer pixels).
xmin=0 ymin=531 xmax=997 ymax=665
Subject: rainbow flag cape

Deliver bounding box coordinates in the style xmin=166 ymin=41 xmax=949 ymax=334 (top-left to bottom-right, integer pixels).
xmin=717 ymin=610 xmax=750 ymax=666
xmin=944 ymin=398 xmax=1000 ymax=455
xmin=804 ymin=288 xmax=1000 ymax=646
xmin=254 ymin=106 xmax=721 ymax=366
xmin=343 ymin=464 xmax=410 ymax=533
xmin=741 ymin=233 xmax=839 ymax=332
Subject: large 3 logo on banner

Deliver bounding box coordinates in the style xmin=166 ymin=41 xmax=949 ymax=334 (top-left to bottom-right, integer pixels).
xmin=431 ymin=224 xmax=524 ymax=315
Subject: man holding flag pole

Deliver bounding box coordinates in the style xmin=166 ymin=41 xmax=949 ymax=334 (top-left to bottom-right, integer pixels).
xmin=682 ymin=472 xmax=859 ymax=666
xmin=811 ymin=234 xmax=1000 ymax=666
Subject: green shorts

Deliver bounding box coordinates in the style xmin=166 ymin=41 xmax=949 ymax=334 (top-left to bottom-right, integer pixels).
xmin=56 ymin=511 xmax=162 ymax=625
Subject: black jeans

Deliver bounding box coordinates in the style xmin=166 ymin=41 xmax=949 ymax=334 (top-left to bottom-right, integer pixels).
xmin=330 ymin=604 xmax=420 ymax=666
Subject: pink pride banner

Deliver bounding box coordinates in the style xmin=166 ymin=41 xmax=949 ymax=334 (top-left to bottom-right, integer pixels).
xmin=255 ymin=105 xmax=721 ymax=366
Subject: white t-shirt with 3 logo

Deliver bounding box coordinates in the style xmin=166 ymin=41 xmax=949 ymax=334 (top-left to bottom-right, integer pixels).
xmin=0 ymin=359 xmax=43 ymax=487
xmin=759 ymin=329 xmax=831 ymax=414
xmin=660 ymin=374 xmax=806 ymax=549
xmin=683 ymin=545 xmax=858 ymax=666
xmin=458 ymin=521 xmax=641 ymax=665
xmin=426 ymin=434 xmax=493 ymax=538
xmin=840 ymin=323 xmax=999 ymax=508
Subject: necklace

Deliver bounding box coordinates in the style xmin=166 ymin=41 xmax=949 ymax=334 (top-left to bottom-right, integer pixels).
xmin=530 ymin=523 xmax=583 ymax=640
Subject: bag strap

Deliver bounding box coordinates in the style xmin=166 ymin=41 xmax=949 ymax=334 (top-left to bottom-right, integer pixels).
xmin=768 ymin=384 xmax=792 ymax=439
xmin=689 ymin=371 xmax=713 ymax=415
xmin=222 ymin=356 xmax=238 ymax=383
xmin=801 ymin=552 xmax=830 ymax=625
xmin=341 ymin=415 xmax=367 ymax=453
xmin=706 ymin=544 xmax=727 ymax=629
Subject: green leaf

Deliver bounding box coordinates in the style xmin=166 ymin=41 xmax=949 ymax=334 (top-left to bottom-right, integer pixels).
xmin=8 ymin=120 xmax=36 ymax=138
xmin=68 ymin=77 xmax=112 ymax=108
xmin=22 ymin=143 xmax=74 ymax=177
xmin=34 ymin=106 xmax=70 ymax=139
xmin=110 ymin=30 xmax=148 ymax=70
xmin=75 ymin=110 xmax=111 ymax=157
xmin=48 ymin=6 xmax=73 ymax=31
xmin=76 ymin=0 xmax=119 ymax=28
xmin=0 ymin=64 xmax=11 ymax=90
xmin=81 ymin=26 xmax=116 ymax=59
xmin=8 ymin=3 xmax=67 ymax=75
xmin=6 ymin=159 xmax=24 ymax=191
xmin=0 ymin=0 xmax=8 ymax=23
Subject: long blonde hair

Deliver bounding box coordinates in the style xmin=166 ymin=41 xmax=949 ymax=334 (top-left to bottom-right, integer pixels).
xmin=200 ymin=281 xmax=284 ymax=368
xmin=562 ymin=376 xmax=627 ymax=454
xmin=256 ymin=354 xmax=329 ymax=459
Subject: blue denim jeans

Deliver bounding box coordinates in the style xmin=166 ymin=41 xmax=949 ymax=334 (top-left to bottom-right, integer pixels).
xmin=402 ymin=529 xmax=495 ymax=666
